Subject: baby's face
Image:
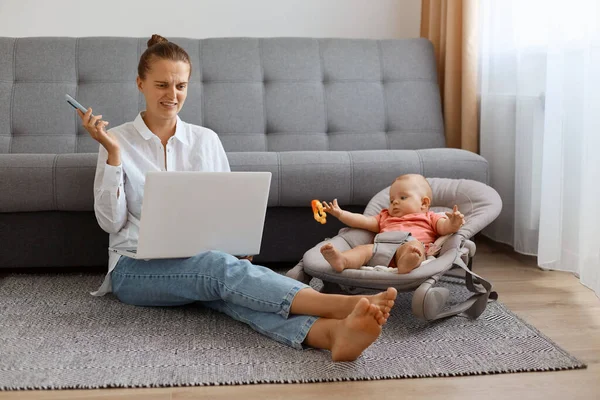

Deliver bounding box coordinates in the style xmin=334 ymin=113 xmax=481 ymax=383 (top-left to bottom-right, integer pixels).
xmin=388 ymin=179 xmax=428 ymax=217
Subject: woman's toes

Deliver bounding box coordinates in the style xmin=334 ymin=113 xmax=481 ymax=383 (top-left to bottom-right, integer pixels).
xmin=386 ymin=287 xmax=398 ymax=300
xmin=368 ymin=304 xmax=379 ymax=317
xmin=374 ymin=307 xmax=383 ymax=320
xmin=355 ymin=297 xmax=370 ymax=314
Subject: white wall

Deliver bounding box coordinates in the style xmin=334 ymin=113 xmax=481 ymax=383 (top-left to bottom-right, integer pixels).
xmin=0 ymin=0 xmax=421 ymax=39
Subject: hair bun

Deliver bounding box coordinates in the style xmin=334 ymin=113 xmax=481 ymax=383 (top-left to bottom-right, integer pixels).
xmin=147 ymin=34 xmax=168 ymax=48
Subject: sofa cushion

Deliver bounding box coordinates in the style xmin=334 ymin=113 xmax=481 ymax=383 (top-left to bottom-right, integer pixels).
xmin=0 ymin=37 xmax=445 ymax=154
xmin=0 ymin=153 xmax=96 ymax=212
xmin=0 ymin=149 xmax=487 ymax=212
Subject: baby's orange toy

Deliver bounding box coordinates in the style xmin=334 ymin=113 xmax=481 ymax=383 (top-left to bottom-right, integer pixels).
xmin=311 ymin=200 xmax=327 ymax=224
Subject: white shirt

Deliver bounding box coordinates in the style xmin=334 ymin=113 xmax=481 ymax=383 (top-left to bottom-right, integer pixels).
xmin=91 ymin=112 xmax=230 ymax=296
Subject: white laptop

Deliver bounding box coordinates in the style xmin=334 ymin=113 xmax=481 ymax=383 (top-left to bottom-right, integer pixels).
xmin=109 ymin=171 xmax=272 ymax=259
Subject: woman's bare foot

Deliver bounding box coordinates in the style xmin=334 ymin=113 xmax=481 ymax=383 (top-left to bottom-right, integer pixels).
xmin=320 ymin=243 xmax=347 ymax=272
xmin=331 ymin=287 xmax=398 ymax=321
xmin=313 ymin=287 xmax=397 ymax=320
xmin=290 ymin=284 xmax=398 ymax=321
xmin=328 ymin=287 xmax=397 ymax=320
xmin=365 ymin=287 xmax=397 ymax=319
xmin=330 ymin=298 xmax=385 ymax=361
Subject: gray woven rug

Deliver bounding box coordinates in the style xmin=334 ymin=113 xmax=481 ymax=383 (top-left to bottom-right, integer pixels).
xmin=0 ymin=273 xmax=585 ymax=390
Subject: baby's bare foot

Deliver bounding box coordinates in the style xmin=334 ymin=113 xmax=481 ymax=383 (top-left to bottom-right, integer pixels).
xmin=395 ymin=242 xmax=426 ymax=274
xmin=320 ymin=243 xmax=347 ymax=272
xmin=396 ymin=253 xmax=423 ymax=274
xmin=366 ymin=287 xmax=397 ymax=319
xmin=330 ymin=298 xmax=383 ymax=361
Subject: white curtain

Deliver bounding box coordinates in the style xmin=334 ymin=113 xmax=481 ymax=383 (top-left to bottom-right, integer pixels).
xmin=479 ymin=0 xmax=600 ymax=296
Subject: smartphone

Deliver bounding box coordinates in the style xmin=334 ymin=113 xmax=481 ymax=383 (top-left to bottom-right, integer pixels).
xmin=65 ymin=94 xmax=93 ymax=115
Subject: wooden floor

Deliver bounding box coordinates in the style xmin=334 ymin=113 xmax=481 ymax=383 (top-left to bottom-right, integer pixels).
xmin=1 ymin=238 xmax=599 ymax=400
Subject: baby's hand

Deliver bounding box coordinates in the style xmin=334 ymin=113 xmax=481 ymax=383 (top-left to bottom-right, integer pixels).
xmin=323 ymin=199 xmax=343 ymax=218
xmin=445 ymin=205 xmax=465 ymax=232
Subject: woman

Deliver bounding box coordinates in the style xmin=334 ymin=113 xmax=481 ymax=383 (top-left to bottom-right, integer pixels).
xmin=78 ymin=34 xmax=397 ymax=362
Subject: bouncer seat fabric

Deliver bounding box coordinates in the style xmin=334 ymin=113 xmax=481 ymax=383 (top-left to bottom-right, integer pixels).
xmin=287 ymin=178 xmax=502 ymax=321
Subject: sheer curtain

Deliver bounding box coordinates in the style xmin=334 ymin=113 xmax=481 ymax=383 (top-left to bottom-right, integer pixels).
xmin=479 ymin=0 xmax=600 ymax=296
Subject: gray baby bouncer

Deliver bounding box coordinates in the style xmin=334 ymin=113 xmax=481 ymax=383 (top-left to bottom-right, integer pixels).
xmin=287 ymin=178 xmax=502 ymax=321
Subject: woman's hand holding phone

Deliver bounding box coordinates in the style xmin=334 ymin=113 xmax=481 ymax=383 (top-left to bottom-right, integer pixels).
xmin=76 ymin=108 xmax=117 ymax=151
xmin=76 ymin=108 xmax=121 ymax=166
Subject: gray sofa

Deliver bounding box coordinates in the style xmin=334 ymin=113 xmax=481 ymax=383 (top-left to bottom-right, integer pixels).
xmin=0 ymin=37 xmax=488 ymax=269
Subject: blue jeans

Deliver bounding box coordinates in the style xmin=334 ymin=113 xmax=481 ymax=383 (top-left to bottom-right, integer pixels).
xmin=111 ymin=250 xmax=318 ymax=349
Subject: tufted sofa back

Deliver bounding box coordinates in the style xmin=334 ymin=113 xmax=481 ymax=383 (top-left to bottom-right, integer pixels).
xmin=0 ymin=37 xmax=444 ymax=154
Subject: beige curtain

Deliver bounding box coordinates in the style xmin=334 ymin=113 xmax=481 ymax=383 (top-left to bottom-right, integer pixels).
xmin=420 ymin=0 xmax=479 ymax=152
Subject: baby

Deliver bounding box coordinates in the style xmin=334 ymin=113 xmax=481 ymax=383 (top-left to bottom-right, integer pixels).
xmin=320 ymin=174 xmax=465 ymax=274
